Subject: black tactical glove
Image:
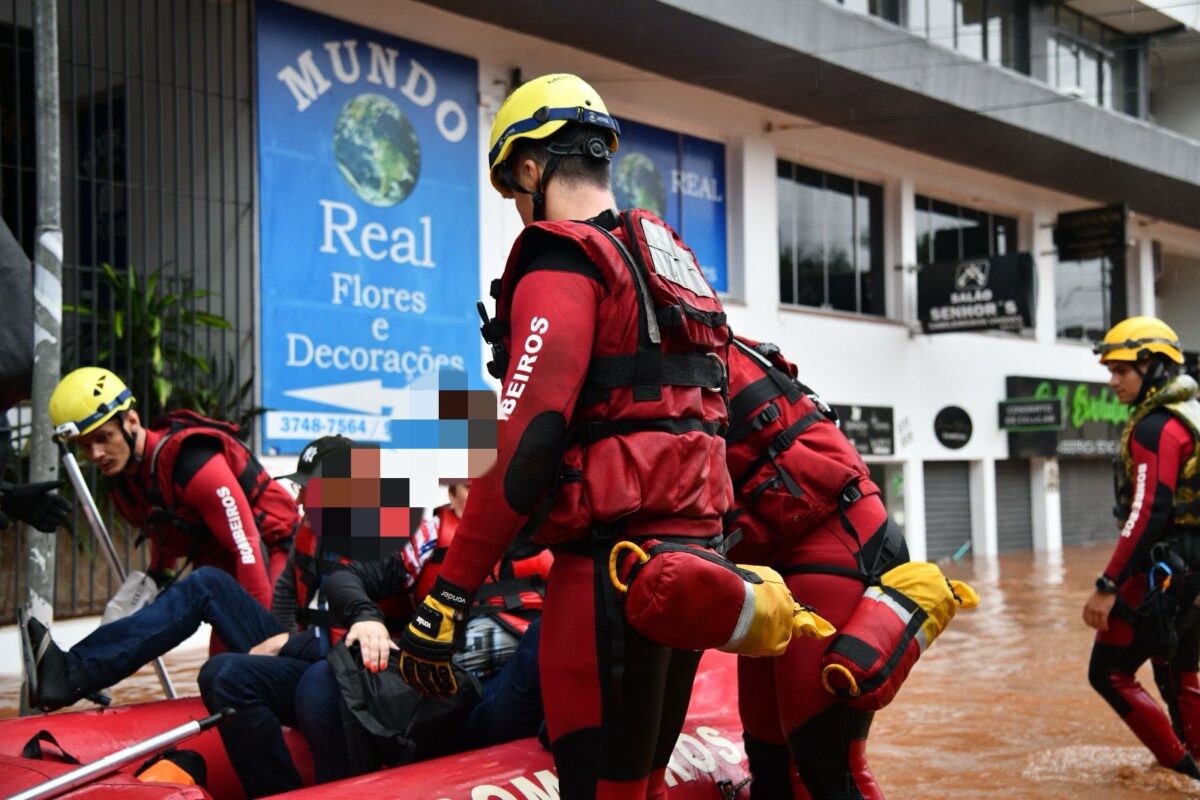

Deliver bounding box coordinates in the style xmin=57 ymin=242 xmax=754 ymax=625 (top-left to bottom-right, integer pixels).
xmin=0 ymin=480 xmax=72 ymax=533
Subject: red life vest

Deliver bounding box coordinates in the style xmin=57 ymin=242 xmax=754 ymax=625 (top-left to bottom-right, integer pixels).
xmin=111 ymin=410 xmax=299 ymax=566
xmin=724 ymin=337 xmax=877 ymax=561
xmin=416 ymin=505 xmax=552 ymax=634
xmin=481 ymin=209 xmax=732 ymax=544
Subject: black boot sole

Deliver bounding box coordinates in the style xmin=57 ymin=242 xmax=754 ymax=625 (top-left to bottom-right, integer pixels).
xmin=18 ymin=608 xmax=75 ymax=712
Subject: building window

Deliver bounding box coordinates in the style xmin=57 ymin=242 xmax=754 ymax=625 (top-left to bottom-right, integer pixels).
xmin=1048 ymin=5 xmax=1121 ymax=109
xmin=1055 ymin=255 xmax=1119 ymax=341
xmin=837 ymin=0 xmax=901 ymax=24
xmin=778 ymin=161 xmax=885 ymax=316
xmin=914 ymin=195 xmax=1016 ymax=265
xmin=908 ymin=0 xmax=1028 ymax=72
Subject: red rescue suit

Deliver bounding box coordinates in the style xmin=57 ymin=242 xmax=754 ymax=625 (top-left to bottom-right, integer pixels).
xmin=440 ymin=208 xmax=731 ymax=799
xmin=1089 ymin=406 xmax=1200 ymax=775
xmin=111 ymin=414 xmax=298 ymax=609
xmin=724 ymin=336 xmax=893 ymax=800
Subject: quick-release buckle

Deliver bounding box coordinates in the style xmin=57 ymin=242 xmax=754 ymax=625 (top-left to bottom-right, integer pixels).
xmin=754 ymin=403 xmax=781 ymax=430
xmin=840 ymin=482 xmax=864 ymax=508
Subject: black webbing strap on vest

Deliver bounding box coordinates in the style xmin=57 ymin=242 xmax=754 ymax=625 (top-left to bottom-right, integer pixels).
xmin=585 ymin=219 xmax=662 ymax=402
xmin=585 ymin=352 xmax=724 ymax=392
xmin=733 ymin=409 xmax=827 ymax=496
xmin=779 ymin=483 xmax=906 ymax=585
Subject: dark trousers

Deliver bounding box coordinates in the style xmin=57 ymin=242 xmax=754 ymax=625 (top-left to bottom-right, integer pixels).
xmin=463 ymin=616 xmax=544 ymax=748
xmin=65 ymin=566 xmax=281 ymax=698
xmin=199 ymin=653 xmax=314 ymax=799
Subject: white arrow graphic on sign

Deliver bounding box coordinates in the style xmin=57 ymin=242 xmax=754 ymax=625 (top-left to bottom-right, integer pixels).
xmin=285 ymin=379 xmax=438 ymax=418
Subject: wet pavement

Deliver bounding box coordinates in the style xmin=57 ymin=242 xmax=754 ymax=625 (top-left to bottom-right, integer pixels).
xmin=3 ymin=542 xmax=1199 ymax=798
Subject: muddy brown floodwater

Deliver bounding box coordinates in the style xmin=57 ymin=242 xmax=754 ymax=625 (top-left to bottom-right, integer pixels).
xmin=3 ymin=543 xmax=1200 ymax=798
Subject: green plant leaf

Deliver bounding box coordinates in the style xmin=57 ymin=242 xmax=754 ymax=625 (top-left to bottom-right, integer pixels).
xmin=192 ymin=312 xmax=233 ymax=330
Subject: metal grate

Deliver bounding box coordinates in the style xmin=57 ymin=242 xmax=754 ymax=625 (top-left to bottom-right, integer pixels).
xmin=0 ymin=0 xmax=256 ymax=622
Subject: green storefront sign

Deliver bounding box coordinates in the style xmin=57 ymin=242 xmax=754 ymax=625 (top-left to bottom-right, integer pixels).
xmin=1007 ymin=376 xmax=1128 ymax=458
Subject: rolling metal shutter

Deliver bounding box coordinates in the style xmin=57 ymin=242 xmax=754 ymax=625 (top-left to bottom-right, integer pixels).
xmin=995 ymin=460 xmax=1034 ymax=552
xmin=924 ymin=461 xmax=972 ymax=560
xmin=1060 ymin=459 xmax=1119 ymax=546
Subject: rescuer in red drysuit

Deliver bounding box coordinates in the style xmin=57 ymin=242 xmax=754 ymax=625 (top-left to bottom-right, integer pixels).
xmin=723 ymin=336 xmax=907 ymax=799
xmin=1085 ymin=316 xmax=1200 ymax=779
xmin=49 ymin=367 xmax=298 ymax=611
xmin=395 ymin=73 xmax=733 ymax=799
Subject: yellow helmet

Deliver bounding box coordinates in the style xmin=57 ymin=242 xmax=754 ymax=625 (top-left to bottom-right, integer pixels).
xmin=487 ymin=73 xmax=620 ymax=194
xmin=49 ymin=367 xmax=136 ymax=439
xmin=1093 ymin=316 xmax=1184 ymax=364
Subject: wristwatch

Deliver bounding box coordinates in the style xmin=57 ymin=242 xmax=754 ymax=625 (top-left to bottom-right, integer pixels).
xmin=1095 ymin=575 xmax=1118 ymax=595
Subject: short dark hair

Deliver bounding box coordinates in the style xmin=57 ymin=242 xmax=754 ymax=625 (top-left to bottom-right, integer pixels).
xmin=508 ymin=123 xmax=612 ymax=191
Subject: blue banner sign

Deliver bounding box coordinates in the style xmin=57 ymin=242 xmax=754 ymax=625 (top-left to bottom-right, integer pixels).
xmin=256 ymin=0 xmax=480 ymax=453
xmin=612 ymin=120 xmax=728 ymax=293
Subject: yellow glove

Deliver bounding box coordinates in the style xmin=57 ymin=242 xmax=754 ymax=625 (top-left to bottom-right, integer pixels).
xmin=397 ymin=576 xmax=470 ymax=698
xmin=723 ymin=564 xmax=833 ymax=658
xmin=794 ymin=604 xmax=836 ymax=640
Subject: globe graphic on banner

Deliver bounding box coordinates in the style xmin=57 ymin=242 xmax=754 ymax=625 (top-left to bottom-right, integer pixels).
xmin=613 ymin=152 xmax=666 ymax=216
xmin=333 ymin=93 xmax=421 ymax=207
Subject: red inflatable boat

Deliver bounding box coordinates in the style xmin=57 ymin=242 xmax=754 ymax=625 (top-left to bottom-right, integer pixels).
xmin=0 ymin=650 xmax=751 ymax=799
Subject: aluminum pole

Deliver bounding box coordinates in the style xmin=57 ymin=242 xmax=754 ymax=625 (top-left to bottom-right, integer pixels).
xmin=7 ymin=708 xmax=233 ymax=800
xmin=57 ymin=441 xmax=177 ymax=699
xmin=23 ymin=0 xmax=65 ymax=717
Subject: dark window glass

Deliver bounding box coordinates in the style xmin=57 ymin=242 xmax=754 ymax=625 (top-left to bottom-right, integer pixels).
xmin=907 ymin=0 xmax=1029 ymax=74
xmin=778 ymin=161 xmax=885 ymax=316
xmin=960 ymin=207 xmax=987 ymax=260
xmin=1055 ymin=256 xmax=1114 ymax=341
xmin=916 ymin=195 xmax=1016 ymax=265
xmin=929 ymin=199 xmax=963 ymax=263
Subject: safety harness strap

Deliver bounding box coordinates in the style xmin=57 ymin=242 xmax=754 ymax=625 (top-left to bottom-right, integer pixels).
xmin=586 ymin=219 xmax=667 ymax=402
xmin=733 ymin=409 xmax=827 ymax=492
xmin=585 ymin=352 xmax=724 ymax=391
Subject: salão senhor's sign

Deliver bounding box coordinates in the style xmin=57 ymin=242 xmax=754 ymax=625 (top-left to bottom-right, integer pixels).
xmin=1006 ymin=375 xmax=1129 ymax=458
xmin=918 ymin=253 xmax=1034 ymax=334
xmin=255 ymin=0 xmax=481 ymax=454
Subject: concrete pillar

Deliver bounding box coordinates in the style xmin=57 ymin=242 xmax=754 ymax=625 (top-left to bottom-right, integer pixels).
xmin=1128 ymin=237 xmax=1157 ymax=317
xmin=902 ymin=458 xmax=927 ymax=562
xmin=1032 ymin=207 xmax=1058 ymax=345
xmin=733 ymin=135 xmax=779 ymax=311
xmin=885 ymin=177 xmax=916 ymax=322
xmin=1030 ymin=457 xmax=1063 ymax=553
xmin=969 ymin=458 xmax=998 ymax=558
xmin=891 ymin=178 xmax=918 ymax=326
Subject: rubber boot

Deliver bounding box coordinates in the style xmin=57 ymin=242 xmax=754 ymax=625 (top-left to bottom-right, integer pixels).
xmin=23 ymin=616 xmax=77 ymax=711
xmin=1174 ymin=753 xmax=1200 ymax=779
xmin=744 ymin=733 xmax=798 ymax=799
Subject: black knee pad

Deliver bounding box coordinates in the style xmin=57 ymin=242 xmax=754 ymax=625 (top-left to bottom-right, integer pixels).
xmin=743 ymin=732 xmax=794 ymax=800
xmin=788 ymin=704 xmax=873 ymax=800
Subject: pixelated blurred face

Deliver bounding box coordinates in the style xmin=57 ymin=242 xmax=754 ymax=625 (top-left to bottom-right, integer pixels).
xmin=306 ymin=445 xmax=415 ymax=563
xmin=448 ymin=482 xmax=470 ymax=518
xmin=297 ymin=377 xmax=500 ymax=562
